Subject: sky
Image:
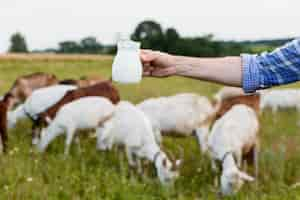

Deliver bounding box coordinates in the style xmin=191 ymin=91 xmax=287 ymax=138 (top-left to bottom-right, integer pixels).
xmin=1 ymin=0 xmax=300 ymax=52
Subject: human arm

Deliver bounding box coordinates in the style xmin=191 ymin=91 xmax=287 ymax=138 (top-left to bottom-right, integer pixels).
xmin=141 ymin=39 xmax=300 ymax=93
xmin=141 ymin=50 xmax=242 ymax=87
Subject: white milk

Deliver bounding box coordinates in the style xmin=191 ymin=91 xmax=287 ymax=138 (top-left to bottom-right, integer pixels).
xmin=112 ymin=40 xmax=142 ymax=83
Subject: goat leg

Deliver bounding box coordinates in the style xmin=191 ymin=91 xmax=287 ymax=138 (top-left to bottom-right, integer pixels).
xmin=31 ymin=123 xmax=41 ymax=145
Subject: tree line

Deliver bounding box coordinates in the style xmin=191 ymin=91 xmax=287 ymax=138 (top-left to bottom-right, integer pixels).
xmin=8 ymin=20 xmax=294 ymax=57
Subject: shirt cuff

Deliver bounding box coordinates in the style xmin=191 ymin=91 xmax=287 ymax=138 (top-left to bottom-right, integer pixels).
xmin=241 ymin=54 xmax=260 ymax=93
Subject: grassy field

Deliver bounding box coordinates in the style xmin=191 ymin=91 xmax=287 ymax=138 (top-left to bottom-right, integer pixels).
xmin=0 ymin=55 xmax=300 ymax=199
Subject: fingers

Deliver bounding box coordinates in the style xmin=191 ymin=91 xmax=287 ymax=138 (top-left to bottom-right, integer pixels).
xmin=140 ymin=49 xmax=160 ymax=63
xmin=142 ymin=66 xmax=154 ymax=76
xmin=140 ymin=49 xmax=175 ymax=77
xmin=143 ymin=66 xmax=176 ymax=77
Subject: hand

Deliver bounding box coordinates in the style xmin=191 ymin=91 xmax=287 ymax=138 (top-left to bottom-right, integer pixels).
xmin=140 ymin=50 xmax=177 ymax=77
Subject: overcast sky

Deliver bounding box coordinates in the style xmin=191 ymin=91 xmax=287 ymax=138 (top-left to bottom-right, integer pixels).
xmin=1 ymin=0 xmax=299 ymax=52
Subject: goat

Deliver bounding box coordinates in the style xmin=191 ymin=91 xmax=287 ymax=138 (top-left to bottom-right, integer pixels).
xmin=37 ymin=97 xmax=115 ymax=155
xmin=198 ymin=104 xmax=259 ymax=196
xmin=137 ymin=93 xmax=215 ymax=144
xmin=37 ymin=80 xmax=120 ymax=125
xmin=96 ymin=101 xmax=182 ymax=185
xmin=259 ymin=89 xmax=300 ymax=113
xmin=9 ymin=72 xmax=58 ymax=108
xmin=7 ymin=85 xmax=77 ymax=144
xmin=0 ymin=93 xmax=15 ymax=153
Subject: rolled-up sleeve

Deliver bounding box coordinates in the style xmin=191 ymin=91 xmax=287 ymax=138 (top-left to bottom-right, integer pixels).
xmin=241 ymin=39 xmax=300 ymax=93
xmin=242 ymin=54 xmax=261 ymax=93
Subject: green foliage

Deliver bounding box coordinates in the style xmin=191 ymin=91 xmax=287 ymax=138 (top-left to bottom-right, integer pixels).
xmin=57 ymin=37 xmax=103 ymax=54
xmin=8 ymin=32 xmax=28 ymax=53
xmin=131 ymin=20 xmax=165 ymax=51
xmin=0 ymin=59 xmax=300 ymax=199
xmin=11 ymin=21 xmax=291 ymax=56
xmin=80 ymin=37 xmax=103 ymax=54
xmin=130 ymin=20 xmax=276 ymax=57
xmin=58 ymin=41 xmax=81 ymax=54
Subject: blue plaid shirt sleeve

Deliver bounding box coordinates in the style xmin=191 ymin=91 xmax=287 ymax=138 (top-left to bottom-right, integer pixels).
xmin=242 ymin=39 xmax=300 ymax=93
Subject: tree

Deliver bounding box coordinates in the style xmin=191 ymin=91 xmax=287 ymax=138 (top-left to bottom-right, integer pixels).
xmin=165 ymin=28 xmax=180 ymax=53
xmin=58 ymin=41 xmax=81 ymax=53
xmin=131 ymin=20 xmax=165 ymax=51
xmin=80 ymin=37 xmax=102 ymax=54
xmin=9 ymin=32 xmax=28 ymax=53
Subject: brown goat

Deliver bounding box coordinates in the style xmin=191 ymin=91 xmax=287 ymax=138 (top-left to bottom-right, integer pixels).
xmin=211 ymin=93 xmax=261 ymax=168
xmin=9 ymin=72 xmax=58 ymax=108
xmin=214 ymin=93 xmax=260 ymax=121
xmin=37 ymin=80 xmax=120 ymax=125
xmin=0 ymin=93 xmax=15 ymax=153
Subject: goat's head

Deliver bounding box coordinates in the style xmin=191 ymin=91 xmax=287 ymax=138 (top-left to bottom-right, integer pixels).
xmin=220 ymin=167 xmax=254 ymax=196
xmin=154 ymin=148 xmax=183 ymax=185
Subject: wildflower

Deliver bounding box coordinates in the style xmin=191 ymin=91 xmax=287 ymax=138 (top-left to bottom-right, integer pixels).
xmin=27 ymin=177 xmax=33 ymax=182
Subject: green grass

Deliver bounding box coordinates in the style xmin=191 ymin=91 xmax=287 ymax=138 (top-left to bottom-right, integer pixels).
xmin=0 ymin=59 xmax=300 ymax=199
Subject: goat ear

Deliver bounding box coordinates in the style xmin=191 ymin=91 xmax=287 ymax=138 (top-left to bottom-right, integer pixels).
xmin=238 ymin=171 xmax=255 ymax=182
xmin=162 ymin=158 xmax=167 ymax=167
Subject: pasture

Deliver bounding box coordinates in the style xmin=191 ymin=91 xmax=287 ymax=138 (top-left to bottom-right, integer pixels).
xmin=0 ymin=55 xmax=300 ymax=199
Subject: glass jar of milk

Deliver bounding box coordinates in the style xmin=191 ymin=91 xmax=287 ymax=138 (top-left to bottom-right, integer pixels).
xmin=112 ymin=40 xmax=142 ymax=83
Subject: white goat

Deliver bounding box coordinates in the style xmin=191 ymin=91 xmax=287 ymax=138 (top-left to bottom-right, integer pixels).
xmin=7 ymin=85 xmax=77 ymax=144
xmin=259 ymin=89 xmax=300 ymax=113
xmin=137 ymin=93 xmax=215 ymax=144
xmin=197 ymin=104 xmax=258 ymax=196
xmin=96 ymin=101 xmax=182 ymax=185
xmin=38 ymin=97 xmax=114 ymax=155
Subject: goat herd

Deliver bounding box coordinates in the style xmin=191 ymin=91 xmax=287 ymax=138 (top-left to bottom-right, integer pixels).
xmin=0 ymin=72 xmax=298 ymax=196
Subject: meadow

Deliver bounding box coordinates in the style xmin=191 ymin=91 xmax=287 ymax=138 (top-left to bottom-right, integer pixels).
xmin=0 ymin=54 xmax=300 ymax=199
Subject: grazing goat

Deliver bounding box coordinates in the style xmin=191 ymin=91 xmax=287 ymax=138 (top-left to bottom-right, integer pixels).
xmin=9 ymin=72 xmax=58 ymax=107
xmin=97 ymin=101 xmax=182 ymax=185
xmin=37 ymin=80 xmax=120 ymax=125
xmin=7 ymin=85 xmax=77 ymax=144
xmin=259 ymin=89 xmax=300 ymax=113
xmin=137 ymin=93 xmax=215 ymax=144
xmin=196 ymin=93 xmax=260 ymax=154
xmin=0 ymin=93 xmax=15 ymax=153
xmin=37 ymin=97 xmax=114 ymax=155
xmin=198 ymin=105 xmax=259 ymax=196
